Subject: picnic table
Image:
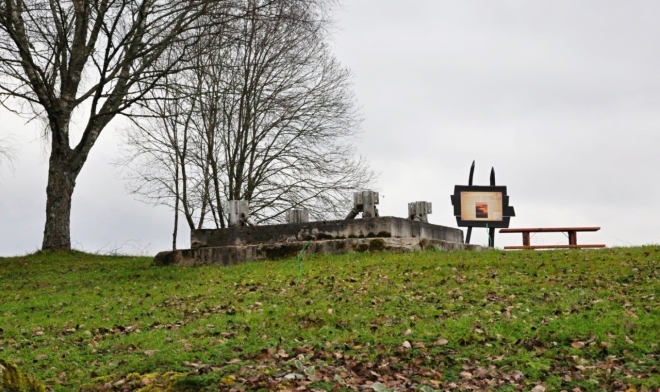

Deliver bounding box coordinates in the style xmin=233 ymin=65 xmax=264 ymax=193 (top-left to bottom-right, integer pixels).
xmin=499 ymin=227 xmax=605 ymax=250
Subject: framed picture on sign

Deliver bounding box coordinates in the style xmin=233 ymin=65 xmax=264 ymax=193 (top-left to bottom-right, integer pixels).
xmin=451 ymin=186 xmax=515 ymax=228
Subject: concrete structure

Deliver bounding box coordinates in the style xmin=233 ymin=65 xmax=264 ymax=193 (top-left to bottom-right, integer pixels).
xmin=227 ymin=200 xmax=257 ymax=227
xmin=345 ymin=190 xmax=379 ymax=219
xmin=190 ymin=216 xmax=460 ymax=248
xmin=154 ymin=217 xmax=481 ymax=267
xmin=408 ymin=201 xmax=432 ymax=223
xmin=154 ymin=236 xmax=481 ymax=267
xmin=286 ymin=209 xmax=309 ymax=223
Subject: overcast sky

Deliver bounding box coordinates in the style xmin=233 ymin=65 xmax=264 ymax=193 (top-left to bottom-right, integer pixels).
xmin=2 ymin=0 xmax=660 ymax=256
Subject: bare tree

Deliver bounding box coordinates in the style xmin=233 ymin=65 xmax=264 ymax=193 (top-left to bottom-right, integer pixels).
xmin=119 ymin=73 xmax=204 ymax=249
xmin=0 ymin=0 xmax=221 ymax=250
xmin=120 ymin=0 xmax=374 ymax=246
xmin=0 ymin=133 xmax=16 ymax=171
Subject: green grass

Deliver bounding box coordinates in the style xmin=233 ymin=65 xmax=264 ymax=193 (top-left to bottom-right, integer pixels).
xmin=1 ymin=247 xmax=659 ymax=391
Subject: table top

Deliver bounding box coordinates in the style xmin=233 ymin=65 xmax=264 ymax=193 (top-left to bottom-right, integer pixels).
xmin=499 ymin=227 xmax=600 ymax=233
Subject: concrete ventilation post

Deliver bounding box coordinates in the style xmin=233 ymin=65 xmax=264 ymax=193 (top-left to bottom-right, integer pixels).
xmin=286 ymin=209 xmax=309 ymax=223
xmin=362 ymin=190 xmax=379 ymax=218
xmin=345 ymin=190 xmax=379 ymax=219
xmin=228 ymin=200 xmax=257 ymax=227
xmin=408 ymin=201 xmax=432 ymax=223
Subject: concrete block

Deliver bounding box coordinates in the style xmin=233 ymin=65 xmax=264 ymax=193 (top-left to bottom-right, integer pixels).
xmin=191 ymin=217 xmax=463 ymax=249
xmin=154 ymin=237 xmax=484 ymax=267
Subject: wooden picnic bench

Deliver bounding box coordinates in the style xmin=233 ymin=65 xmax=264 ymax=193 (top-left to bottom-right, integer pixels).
xmin=499 ymin=227 xmax=605 ymax=250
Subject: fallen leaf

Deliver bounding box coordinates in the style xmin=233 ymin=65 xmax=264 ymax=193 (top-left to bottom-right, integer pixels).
xmin=372 ymin=382 xmax=387 ymax=392
xmin=474 ymin=367 xmax=488 ymax=378
xmin=509 ymin=370 xmax=524 ymax=382
xmin=303 ymin=365 xmax=315 ymax=376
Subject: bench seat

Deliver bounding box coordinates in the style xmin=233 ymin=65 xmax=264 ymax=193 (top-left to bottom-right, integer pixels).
xmin=500 ymin=227 xmax=600 ymax=233
xmin=504 ymin=244 xmax=605 ymax=250
xmin=499 ymin=227 xmax=605 ymax=250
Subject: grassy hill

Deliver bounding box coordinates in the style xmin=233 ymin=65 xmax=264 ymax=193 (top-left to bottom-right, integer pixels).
xmin=0 ymin=247 xmax=659 ymax=391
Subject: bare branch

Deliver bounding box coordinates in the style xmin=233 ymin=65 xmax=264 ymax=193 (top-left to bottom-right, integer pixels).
xmin=119 ymin=0 xmax=375 ymax=231
xmin=0 ymin=0 xmax=235 ymax=250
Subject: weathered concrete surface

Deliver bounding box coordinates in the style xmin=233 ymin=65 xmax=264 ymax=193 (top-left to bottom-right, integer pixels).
xmin=191 ymin=217 xmax=464 ymax=249
xmin=154 ymin=237 xmax=484 ymax=267
xmin=156 ymin=217 xmax=472 ymax=267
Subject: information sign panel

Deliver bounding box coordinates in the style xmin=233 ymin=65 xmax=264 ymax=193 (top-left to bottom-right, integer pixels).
xmin=460 ymin=191 xmax=503 ymax=221
xmin=451 ymin=185 xmax=514 ymax=228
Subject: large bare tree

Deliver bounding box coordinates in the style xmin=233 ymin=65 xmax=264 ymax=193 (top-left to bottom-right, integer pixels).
xmin=0 ymin=0 xmax=218 ymax=250
xmin=120 ymin=0 xmax=374 ymax=248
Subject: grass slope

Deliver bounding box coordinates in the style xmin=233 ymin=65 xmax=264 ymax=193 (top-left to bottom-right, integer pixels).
xmin=0 ymin=247 xmax=659 ymax=391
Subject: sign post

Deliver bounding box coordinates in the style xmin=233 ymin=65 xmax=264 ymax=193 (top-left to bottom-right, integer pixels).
xmin=451 ymin=161 xmax=515 ymax=247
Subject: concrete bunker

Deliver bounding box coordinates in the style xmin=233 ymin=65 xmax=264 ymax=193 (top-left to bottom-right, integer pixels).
xmin=154 ymin=192 xmax=481 ymax=266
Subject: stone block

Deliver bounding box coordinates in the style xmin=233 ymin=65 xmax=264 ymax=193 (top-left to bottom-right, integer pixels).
xmin=191 ymin=217 xmax=464 ymax=249
xmin=154 ymin=237 xmax=484 ymax=267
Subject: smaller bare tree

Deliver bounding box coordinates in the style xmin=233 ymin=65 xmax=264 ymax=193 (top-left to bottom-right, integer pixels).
xmin=119 ymin=0 xmax=375 ymax=248
xmin=119 ymin=73 xmax=205 ymax=250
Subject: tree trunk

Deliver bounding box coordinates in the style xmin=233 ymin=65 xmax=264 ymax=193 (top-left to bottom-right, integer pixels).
xmin=173 ymin=153 xmax=180 ymax=251
xmin=42 ymin=152 xmax=78 ymax=251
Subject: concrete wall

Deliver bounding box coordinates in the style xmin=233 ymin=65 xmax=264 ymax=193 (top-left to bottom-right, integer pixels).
xmin=155 ymin=237 xmax=481 ymax=267
xmin=191 ymin=217 xmax=464 ymax=249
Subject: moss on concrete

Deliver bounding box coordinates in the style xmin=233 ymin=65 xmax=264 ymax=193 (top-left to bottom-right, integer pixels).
xmin=368 ymin=238 xmax=387 ymax=252
xmin=0 ymin=359 xmax=46 ymax=392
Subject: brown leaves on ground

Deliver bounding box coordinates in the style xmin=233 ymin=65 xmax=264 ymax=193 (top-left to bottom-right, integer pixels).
xmin=81 ymin=343 xmax=658 ymax=391
xmin=5 ymin=247 xmax=660 ymax=391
